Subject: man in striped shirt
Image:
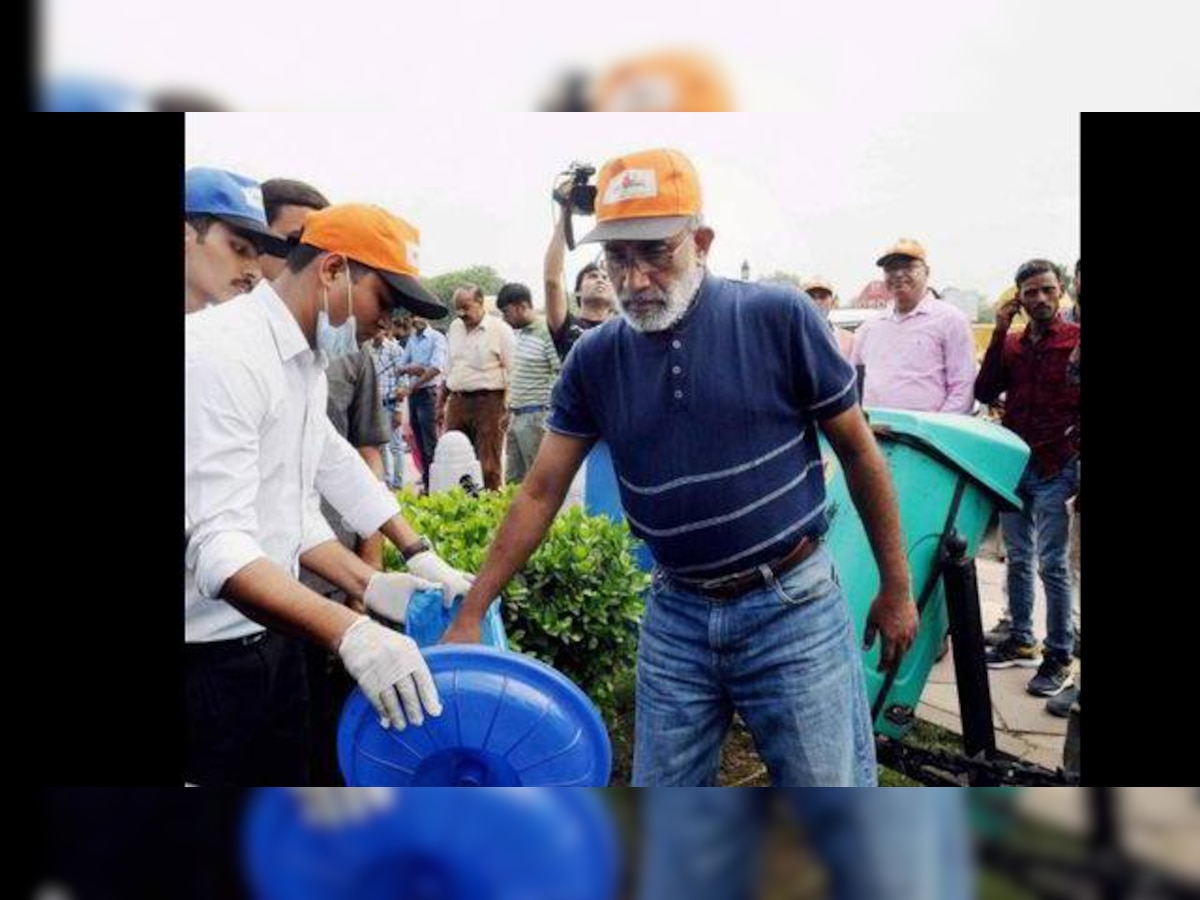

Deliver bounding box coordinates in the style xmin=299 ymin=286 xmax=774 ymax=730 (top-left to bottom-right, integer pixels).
xmin=445 ymin=148 xmax=917 ymax=786
xmin=496 ymin=282 xmax=562 ymax=484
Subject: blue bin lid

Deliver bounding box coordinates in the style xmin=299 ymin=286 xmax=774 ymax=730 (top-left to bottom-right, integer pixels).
xmin=242 ymin=787 xmax=619 ymax=900
xmin=338 ymin=645 xmax=611 ymax=786
xmin=865 ymin=408 xmax=1030 ymax=510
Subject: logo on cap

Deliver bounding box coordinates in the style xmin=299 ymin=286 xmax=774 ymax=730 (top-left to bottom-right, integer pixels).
xmin=606 ymin=76 xmax=678 ymax=111
xmin=240 ymin=186 xmax=264 ymax=213
xmin=405 ymin=241 xmax=420 ymax=269
xmin=603 ymin=169 xmax=658 ymax=205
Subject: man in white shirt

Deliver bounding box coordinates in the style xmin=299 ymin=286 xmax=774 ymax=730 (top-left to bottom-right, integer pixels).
xmin=443 ymin=284 xmax=516 ymax=489
xmin=184 ymin=167 xmax=288 ymax=314
xmin=185 ymin=203 xmax=475 ymax=785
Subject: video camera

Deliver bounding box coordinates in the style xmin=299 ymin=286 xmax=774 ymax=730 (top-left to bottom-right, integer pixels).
xmin=552 ymin=162 xmax=597 ymax=250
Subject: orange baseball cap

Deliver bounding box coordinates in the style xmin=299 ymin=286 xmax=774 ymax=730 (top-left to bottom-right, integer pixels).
xmin=801 ymin=276 xmax=836 ymax=295
xmin=876 ymin=238 xmax=928 ymax=268
xmin=591 ymin=51 xmax=735 ymax=112
xmin=298 ymin=203 xmax=446 ymax=319
xmin=578 ymin=148 xmax=703 ymax=244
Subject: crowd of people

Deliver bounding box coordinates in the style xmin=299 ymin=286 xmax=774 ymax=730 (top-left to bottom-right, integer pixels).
xmin=183 ymin=146 xmax=1079 ymax=789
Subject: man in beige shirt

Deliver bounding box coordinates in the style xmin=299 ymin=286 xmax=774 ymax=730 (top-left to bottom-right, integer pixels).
xmin=444 ymin=283 xmax=516 ymax=489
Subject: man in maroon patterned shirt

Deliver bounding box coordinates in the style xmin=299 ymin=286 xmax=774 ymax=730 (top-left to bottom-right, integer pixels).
xmin=975 ymin=259 xmax=1080 ymax=698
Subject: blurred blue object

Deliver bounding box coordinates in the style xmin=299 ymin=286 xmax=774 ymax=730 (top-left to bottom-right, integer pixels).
xmin=242 ymin=787 xmax=619 ymax=900
xmin=639 ymin=789 xmax=973 ymax=900
xmin=338 ymin=644 xmax=611 ymax=786
xmin=583 ymin=441 xmax=655 ymax=572
xmin=40 ymin=78 xmax=148 ymax=111
xmin=404 ymin=589 xmax=507 ymax=650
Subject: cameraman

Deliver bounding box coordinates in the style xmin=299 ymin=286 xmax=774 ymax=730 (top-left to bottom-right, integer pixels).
xmin=545 ymin=189 xmax=617 ymax=360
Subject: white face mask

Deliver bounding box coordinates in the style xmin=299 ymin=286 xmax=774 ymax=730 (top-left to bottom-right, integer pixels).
xmin=316 ymin=264 xmax=359 ymax=358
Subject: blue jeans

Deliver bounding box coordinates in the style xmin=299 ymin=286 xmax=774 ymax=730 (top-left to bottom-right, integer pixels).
xmin=385 ymin=409 xmax=406 ymax=489
xmin=638 ymin=789 xmax=973 ymax=900
xmin=632 ymin=546 xmax=876 ymax=787
xmin=1000 ymin=457 xmax=1079 ymax=659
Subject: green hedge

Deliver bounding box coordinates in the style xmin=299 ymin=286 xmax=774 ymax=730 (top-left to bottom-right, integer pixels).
xmin=387 ymin=486 xmax=650 ymax=723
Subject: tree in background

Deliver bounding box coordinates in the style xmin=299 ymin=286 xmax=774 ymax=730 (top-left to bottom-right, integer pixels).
xmin=421 ymin=265 xmax=507 ymax=307
xmin=756 ymin=271 xmax=805 ymax=291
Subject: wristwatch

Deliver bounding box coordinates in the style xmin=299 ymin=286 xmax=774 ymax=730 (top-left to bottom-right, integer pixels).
xmin=400 ymin=536 xmax=432 ymax=562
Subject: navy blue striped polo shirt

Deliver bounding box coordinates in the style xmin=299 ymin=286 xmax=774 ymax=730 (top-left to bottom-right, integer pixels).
xmin=547 ymin=274 xmax=858 ymax=581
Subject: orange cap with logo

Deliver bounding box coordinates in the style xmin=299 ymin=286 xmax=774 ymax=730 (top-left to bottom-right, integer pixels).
xmin=299 ymin=203 xmax=446 ymax=319
xmin=876 ymin=238 xmax=928 ymax=268
xmin=591 ymin=51 xmax=735 ymax=112
xmin=578 ymin=148 xmax=703 ymax=245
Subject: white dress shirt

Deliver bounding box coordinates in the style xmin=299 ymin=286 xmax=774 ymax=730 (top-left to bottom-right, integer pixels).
xmin=445 ymin=313 xmax=515 ymax=392
xmin=184 ymin=281 xmax=400 ymax=642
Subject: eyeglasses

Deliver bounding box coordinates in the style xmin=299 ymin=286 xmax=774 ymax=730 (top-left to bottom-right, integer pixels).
xmin=602 ymin=230 xmax=693 ymax=280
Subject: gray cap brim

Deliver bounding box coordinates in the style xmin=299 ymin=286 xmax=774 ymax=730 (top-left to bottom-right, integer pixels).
xmin=577 ymin=215 xmax=695 ymax=245
xmin=876 ymin=252 xmax=923 ymax=268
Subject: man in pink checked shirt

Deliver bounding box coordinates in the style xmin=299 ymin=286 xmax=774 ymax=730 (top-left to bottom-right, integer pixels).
xmin=850 ymin=238 xmax=977 ymax=414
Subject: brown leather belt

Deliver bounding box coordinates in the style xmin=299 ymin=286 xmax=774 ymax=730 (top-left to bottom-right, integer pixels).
xmin=691 ymin=535 xmax=820 ymax=600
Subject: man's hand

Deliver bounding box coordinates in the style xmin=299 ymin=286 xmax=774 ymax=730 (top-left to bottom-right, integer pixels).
xmin=405 ymin=550 xmax=476 ymax=607
xmin=440 ymin=613 xmax=483 ymax=645
xmin=995 ymin=298 xmax=1023 ymax=331
xmin=337 ymin=616 xmax=442 ymax=730
xmin=363 ymin=571 xmax=442 ymax=625
xmin=863 ymin=586 xmax=919 ymax=673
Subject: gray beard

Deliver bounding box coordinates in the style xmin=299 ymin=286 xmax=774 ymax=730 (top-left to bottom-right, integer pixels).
xmin=620 ymin=265 xmax=705 ymax=333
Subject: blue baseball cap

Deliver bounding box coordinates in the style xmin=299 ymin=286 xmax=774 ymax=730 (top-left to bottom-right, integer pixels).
xmin=185 ymin=167 xmax=289 ymax=257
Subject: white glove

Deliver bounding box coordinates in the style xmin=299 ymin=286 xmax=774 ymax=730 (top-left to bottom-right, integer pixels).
xmin=337 ymin=616 xmax=442 ymax=730
xmin=289 ymin=787 xmax=396 ymax=826
xmin=405 ymin=550 xmax=476 ymax=608
xmin=363 ymin=571 xmax=442 ymax=624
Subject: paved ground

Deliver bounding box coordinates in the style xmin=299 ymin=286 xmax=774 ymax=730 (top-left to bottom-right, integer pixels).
xmin=915 ymin=527 xmax=1078 ymax=772
xmin=1016 ymin=788 xmax=1200 ymax=884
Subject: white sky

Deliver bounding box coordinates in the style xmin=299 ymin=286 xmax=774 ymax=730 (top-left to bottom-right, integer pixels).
xmin=46 ymin=1 xmax=1197 ymax=111
xmin=186 ymin=113 xmax=1078 ymax=307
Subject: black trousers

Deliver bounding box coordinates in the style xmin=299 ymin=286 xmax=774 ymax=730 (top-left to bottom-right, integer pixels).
xmin=408 ymin=387 xmax=439 ymax=478
xmin=304 ymin=642 xmax=356 ymax=785
xmin=185 ymin=630 xmax=311 ymax=786
xmin=37 ymin=789 xmax=248 ymax=900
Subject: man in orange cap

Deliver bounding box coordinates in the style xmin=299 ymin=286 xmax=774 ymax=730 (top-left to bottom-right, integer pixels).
xmin=590 ymin=50 xmax=736 ymax=111
xmin=850 ymin=239 xmax=977 ymax=413
xmin=259 ymin=178 xmax=404 ymax=784
xmin=185 ymin=203 xmax=476 ymax=784
xmin=538 ymin=51 xmax=737 ymax=111
xmin=446 ymin=148 xmax=917 ymax=788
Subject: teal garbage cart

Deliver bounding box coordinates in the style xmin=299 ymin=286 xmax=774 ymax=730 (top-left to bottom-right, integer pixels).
xmin=821 ymin=408 xmax=1027 ymax=738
